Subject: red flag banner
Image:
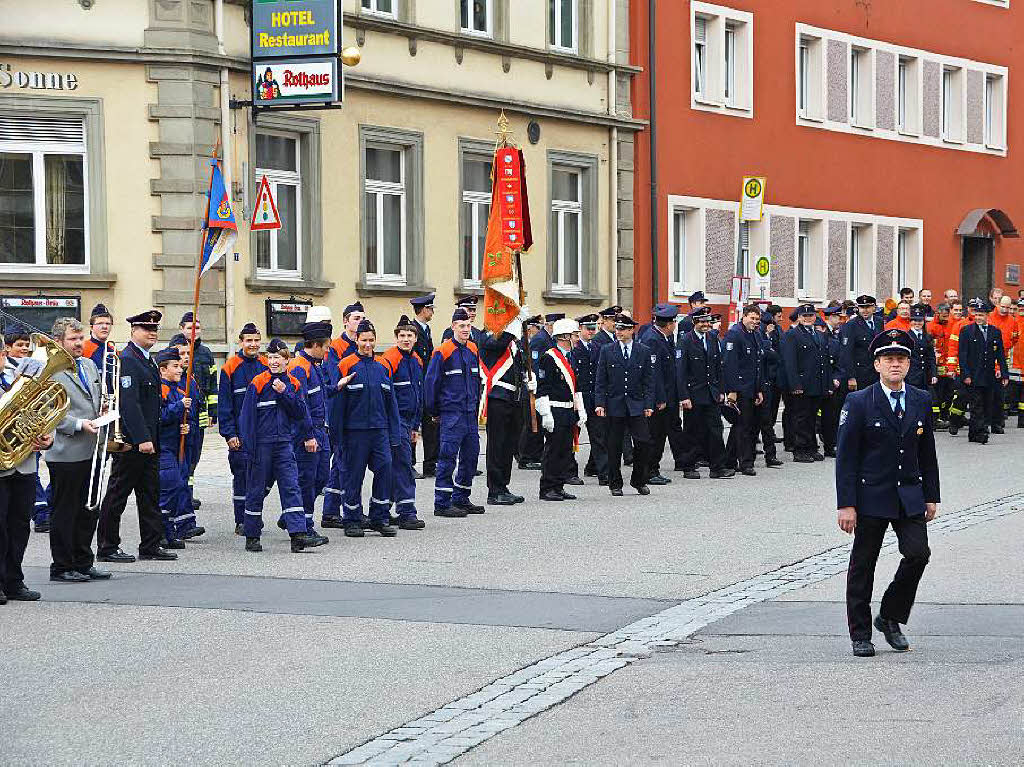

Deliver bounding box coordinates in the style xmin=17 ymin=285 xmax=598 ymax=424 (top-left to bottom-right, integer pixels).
xmin=482 ymin=145 xmax=533 ymax=334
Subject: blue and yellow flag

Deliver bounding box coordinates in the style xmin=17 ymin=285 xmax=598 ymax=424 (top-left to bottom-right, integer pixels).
xmin=200 ymin=158 xmax=237 ymax=276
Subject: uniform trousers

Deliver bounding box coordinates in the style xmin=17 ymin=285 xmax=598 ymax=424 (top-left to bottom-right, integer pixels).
xmin=966 ymin=385 xmax=999 ymax=441
xmin=724 ymin=396 xmax=757 ymax=471
xmin=606 ymin=414 xmax=650 ymax=490
xmin=187 ymin=428 xmax=204 ymax=504
xmin=1006 ymin=378 xmax=1024 ymax=424
xmin=435 ymin=411 xmax=480 ymax=508
xmin=391 ymin=432 xmax=418 ymax=519
xmin=933 ymin=376 xmax=955 ymax=421
xmin=540 ymin=425 xmax=576 ymax=494
xmin=754 ymin=397 xmax=779 ymax=462
xmin=485 ymin=397 xmax=521 ymax=496
xmin=47 ymin=459 xmax=97 ymax=576
xmin=584 ymin=407 xmax=609 ymax=480
xmin=322 ymin=451 xmax=344 ymax=521
xmin=417 ymin=410 xmax=439 ymax=475
xmin=948 ymin=379 xmax=969 ymax=428
xmin=992 ymin=381 xmax=1007 ymax=428
xmin=820 ymin=388 xmax=846 ymax=452
xmin=296 ymin=427 xmax=330 ymax=530
xmin=341 ymin=429 xmax=393 ymax=524
xmin=789 ymin=393 xmax=823 ymax=455
xmin=244 ymin=442 xmax=306 ymax=538
xmin=647 ymin=404 xmax=685 ymax=479
xmin=781 ymin=391 xmax=795 ymax=451
xmin=158 ymin=452 xmax=196 ymax=542
xmin=97 ymin=451 xmax=163 ymax=555
xmin=0 ymin=471 xmax=36 ymax=592
xmin=681 ymin=404 xmax=727 ymax=472
xmin=847 ymin=513 xmax=930 ymax=641
xmin=227 ymin=448 xmax=248 ymax=525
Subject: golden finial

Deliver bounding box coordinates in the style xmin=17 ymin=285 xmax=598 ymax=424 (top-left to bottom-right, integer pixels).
xmin=495 ymin=110 xmax=515 ymax=147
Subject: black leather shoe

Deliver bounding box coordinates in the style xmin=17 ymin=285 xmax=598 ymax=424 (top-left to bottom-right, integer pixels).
xmin=487 ymin=494 xmax=518 ymax=506
xmin=518 ymin=462 xmax=542 ymax=471
xmin=765 ymin=458 xmax=783 ymax=468
xmin=583 ymin=469 xmax=597 ymax=477
xmin=182 ymin=527 xmax=205 ymax=539
xmin=245 ymin=537 xmax=263 ymax=552
xmin=163 ymin=539 xmax=186 ymax=550
xmin=558 ymin=490 xmax=577 ymax=500
xmin=50 ymin=571 xmax=90 ymax=583
xmin=683 ymin=470 xmax=701 ymax=480
xmin=710 ymin=470 xmax=736 ymax=479
xmin=139 ymin=548 xmax=178 ymax=561
xmin=948 ymin=425 xmax=959 ymax=436
xmin=191 ymin=498 xmax=202 ymax=510
xmin=647 ymin=475 xmax=671 ymax=485
xmin=565 ymin=476 xmax=584 ymax=486
xmin=740 ymin=468 xmax=757 ymax=476
xmin=874 ymin=615 xmax=910 ymax=651
xmin=453 ymin=501 xmax=485 ymax=515
xmin=5 ymin=585 xmax=41 ymax=601
xmin=422 ymin=468 xmax=436 ymax=477
xmin=303 ymin=531 xmax=329 ymax=547
xmin=697 ymin=460 xmax=709 ymax=468
xmin=793 ymin=453 xmax=815 ymax=463
xmin=434 ymin=507 xmax=468 ymax=518
xmin=635 ymin=485 xmax=651 ymax=495
xmin=290 ymin=535 xmax=308 ymax=553
xmin=344 ymin=522 xmax=365 ymax=537
xmin=811 ymin=452 xmax=825 ymax=461
xmin=321 ymin=516 xmax=346 ymax=529
xmin=0 ymin=591 xmax=6 ymax=605
xmin=540 ymin=490 xmax=564 ymax=501
xmin=610 ymin=487 xmax=623 ymax=496
xmin=398 ymin=517 xmax=425 ymax=530
xmin=34 ymin=522 xmax=51 ymax=533
xmin=852 ymin=640 xmax=876 ymax=657
xmin=368 ymin=522 xmax=398 ymax=537
xmin=509 ymin=493 xmax=526 ymax=504
xmin=97 ymin=549 xmax=136 ymax=563
xmin=823 ymin=448 xmax=837 ymax=458
xmin=78 ymin=567 xmax=112 ymax=580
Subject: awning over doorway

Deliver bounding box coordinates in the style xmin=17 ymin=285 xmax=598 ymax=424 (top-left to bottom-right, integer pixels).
xmin=956 ymin=208 xmax=1019 ymax=238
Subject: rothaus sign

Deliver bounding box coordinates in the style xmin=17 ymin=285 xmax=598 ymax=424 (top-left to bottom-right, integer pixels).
xmin=0 ymin=63 xmax=79 ymax=91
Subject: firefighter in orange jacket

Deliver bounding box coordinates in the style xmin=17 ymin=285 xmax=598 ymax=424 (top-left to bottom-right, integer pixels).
xmin=927 ymin=303 xmax=954 ymax=426
xmin=988 ymin=295 xmax=1019 ymax=430
xmin=946 ymin=299 xmax=972 ymax=434
xmin=1010 ymin=298 xmax=1024 ymax=428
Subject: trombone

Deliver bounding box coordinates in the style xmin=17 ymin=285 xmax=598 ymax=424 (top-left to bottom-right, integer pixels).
xmin=86 ymin=344 xmax=129 ymax=511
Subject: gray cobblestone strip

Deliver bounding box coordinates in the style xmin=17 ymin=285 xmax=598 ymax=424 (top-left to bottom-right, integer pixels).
xmin=327 ymin=493 xmax=1024 ymax=766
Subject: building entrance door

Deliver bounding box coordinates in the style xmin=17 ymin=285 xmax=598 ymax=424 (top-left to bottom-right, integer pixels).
xmin=961 ymin=236 xmax=993 ymax=301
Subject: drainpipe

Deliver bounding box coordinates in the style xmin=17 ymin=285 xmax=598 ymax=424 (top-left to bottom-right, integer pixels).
xmin=608 ymin=0 xmax=618 ymax=306
xmin=216 ymin=0 xmax=235 ymax=343
xmin=648 ymin=0 xmax=658 ymax=310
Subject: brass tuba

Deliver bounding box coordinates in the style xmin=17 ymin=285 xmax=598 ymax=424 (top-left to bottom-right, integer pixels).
xmin=0 ymin=333 xmax=74 ymax=471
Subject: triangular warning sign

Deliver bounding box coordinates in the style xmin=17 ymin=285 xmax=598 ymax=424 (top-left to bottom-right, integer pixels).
xmin=250 ymin=175 xmax=282 ymax=231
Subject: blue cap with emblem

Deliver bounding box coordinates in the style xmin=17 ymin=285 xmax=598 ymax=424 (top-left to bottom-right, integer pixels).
xmin=797 ymin=303 xmax=817 ymax=316
xmin=599 ymin=305 xmax=623 ymax=318
xmin=909 ymin=305 xmax=927 ymax=321
xmin=90 ymin=303 xmax=112 ymax=321
xmin=822 ymin=305 xmax=842 ymax=316
xmin=614 ymin=314 xmax=638 ymax=329
xmin=652 ymin=303 xmax=678 ymax=321
xmin=456 ymin=296 xmax=478 ymax=309
xmin=267 ymin=338 xmax=288 ymax=355
xmin=126 ymin=310 xmax=162 ymax=328
xmin=688 ymin=291 xmax=707 ymax=304
xmin=452 ymin=308 xmax=471 ymax=322
xmin=870 ymin=329 xmax=913 ymax=358
xmin=410 ymin=293 xmax=435 ymax=309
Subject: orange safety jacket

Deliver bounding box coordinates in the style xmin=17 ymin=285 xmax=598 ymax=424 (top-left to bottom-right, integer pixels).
xmin=927 ymin=318 xmax=952 ymax=377
xmin=988 ymin=312 xmax=1019 ymax=377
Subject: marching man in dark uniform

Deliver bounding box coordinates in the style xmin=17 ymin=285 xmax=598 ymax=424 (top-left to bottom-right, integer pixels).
xmin=519 ymin=312 xmax=560 ymax=469
xmin=840 ymin=295 xmax=882 ymax=392
xmin=536 ymin=318 xmax=586 ymax=501
xmin=595 ymin=314 xmax=655 ymax=496
xmin=97 ymin=310 xmax=176 ymax=563
xmin=906 ymin=305 xmax=938 ymax=391
xmin=820 ymin=305 xmax=847 ymax=458
xmin=837 ymin=329 xmax=939 ymax=657
xmin=958 ymin=299 xmax=1009 ymax=444
xmin=570 ymin=314 xmax=607 ymax=484
xmin=641 ymin=304 xmax=683 ymax=485
xmin=723 ymin=304 xmax=766 ymax=475
xmin=782 ymin=304 xmax=836 ymax=463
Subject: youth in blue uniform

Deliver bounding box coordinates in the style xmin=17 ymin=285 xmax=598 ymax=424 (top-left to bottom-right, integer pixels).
xmin=322 ymin=302 xmax=363 ymax=527
xmin=330 ymin=320 xmax=401 ymax=537
xmin=837 ymin=329 xmax=940 ymax=658
xmin=238 ymin=339 xmax=316 ymax=553
xmin=287 ymin=321 xmax=333 ymax=542
xmin=379 ymin=316 xmax=426 ymax=529
xmin=217 ymin=324 xmax=267 ymax=532
xmin=155 ymin=348 xmax=200 ymax=548
xmin=425 ymin=308 xmax=484 ymax=517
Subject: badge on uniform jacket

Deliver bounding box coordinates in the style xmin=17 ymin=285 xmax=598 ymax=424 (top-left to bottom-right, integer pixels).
xmin=839 ymin=406 xmax=848 ymax=426
xmin=843 ymin=337 xmax=849 ymax=345
xmin=676 ymin=350 xmax=682 ymax=358
xmin=121 ymin=376 xmax=132 ymax=389
xmin=650 ymin=354 xmax=657 ymax=364
xmin=726 ymin=342 xmax=734 ymax=351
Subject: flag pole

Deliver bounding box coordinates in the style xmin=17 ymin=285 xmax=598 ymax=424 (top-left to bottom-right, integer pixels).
xmin=179 ymin=138 xmax=222 ymax=460
xmin=514 ymin=249 xmax=538 ymax=433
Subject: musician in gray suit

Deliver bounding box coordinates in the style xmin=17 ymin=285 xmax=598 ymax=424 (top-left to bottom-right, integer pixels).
xmin=45 ymin=318 xmax=110 ymax=583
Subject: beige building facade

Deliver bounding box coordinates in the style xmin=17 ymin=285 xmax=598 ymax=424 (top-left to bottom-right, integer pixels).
xmin=0 ymin=0 xmax=640 ymax=352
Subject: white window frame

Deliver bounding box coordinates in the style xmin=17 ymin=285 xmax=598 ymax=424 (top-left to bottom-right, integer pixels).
xmin=736 ymin=220 xmax=750 ymax=277
xmin=797 ymin=221 xmax=810 ymax=295
xmin=848 ymin=226 xmax=861 ymax=296
xmin=849 ymin=46 xmax=874 ymax=128
xmin=897 ymin=57 xmax=908 ymax=131
xmin=0 ymin=117 xmax=90 ymax=274
xmin=691 ymin=2 xmax=754 ymax=118
xmin=361 ymin=0 xmax=396 ymax=18
xmin=694 ymin=17 xmax=707 ymax=99
xmin=984 ymin=73 xmax=1006 ymax=149
xmin=460 ymin=154 xmax=491 ymax=287
xmin=896 ymin=228 xmax=908 ymax=289
xmin=255 ymin=130 xmax=302 ymax=279
xmin=551 ymin=166 xmax=583 ymax=293
xmin=549 ymin=0 xmax=579 ymax=54
xmin=461 ymin=0 xmax=493 ymax=38
xmin=798 ymin=41 xmax=809 ymax=115
xmin=670 ymin=207 xmax=688 ymax=297
xmin=724 ymin=23 xmax=736 ymax=105
xmin=364 ymin=145 xmax=408 ymax=285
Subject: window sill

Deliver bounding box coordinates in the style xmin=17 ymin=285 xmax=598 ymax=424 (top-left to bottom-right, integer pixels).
xmin=850 ymin=120 xmax=874 ymax=131
xmin=244 ymin=276 xmax=335 ymax=296
xmin=798 ymin=111 xmax=825 ymax=123
xmin=0 ymin=271 xmax=117 ymax=289
xmin=942 ymin=135 xmax=966 ymax=146
xmin=542 ymin=289 xmax=608 ymax=306
xmin=356 ymin=281 xmax=436 ymax=298
xmin=455 ymin=283 xmax=484 ymax=297
xmin=897 ymin=127 xmax=920 ymax=138
xmin=693 ymin=94 xmax=723 ymax=107
xmin=985 ymin=141 xmax=1007 ymax=152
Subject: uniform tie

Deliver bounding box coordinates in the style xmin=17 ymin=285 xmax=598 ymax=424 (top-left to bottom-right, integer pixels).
xmin=891 ymin=390 xmax=904 ymax=420
xmin=621 ymin=343 xmax=629 ymax=361
xmin=76 ymin=359 xmax=89 ymax=390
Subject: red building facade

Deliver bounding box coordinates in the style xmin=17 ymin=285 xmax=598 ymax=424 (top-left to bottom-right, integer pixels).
xmin=630 ymin=0 xmax=1021 ymax=318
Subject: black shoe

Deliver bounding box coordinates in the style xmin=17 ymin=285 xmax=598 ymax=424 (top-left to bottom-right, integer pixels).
xmin=398 ymin=517 xmax=425 ymax=530
xmin=823 ymin=448 xmax=837 ymax=458
xmin=344 ymin=522 xmax=365 ymax=537
xmin=78 ymin=567 xmax=112 ymax=580
xmin=793 ymin=453 xmax=815 ymax=463
xmin=740 ymin=468 xmax=757 ymax=476
xmin=139 ymin=548 xmax=178 ymax=561
xmin=34 ymin=522 xmax=51 ymax=533
xmin=245 ymin=537 xmax=263 ymax=552
xmin=290 ymin=535 xmax=309 ymax=553
xmin=948 ymin=425 xmax=959 ymax=436
xmin=647 ymin=475 xmax=671 ymax=485
xmin=709 ymin=470 xmax=736 ymax=479
xmin=474 ymin=469 xmax=483 ymax=476
xmin=540 ymin=490 xmax=564 ymax=502
xmin=487 ymin=493 xmax=518 ymax=506
xmin=97 ymin=549 xmax=136 ymax=564
xmin=50 ymin=571 xmax=90 ymax=583
xmin=5 ymin=585 xmax=41 ymax=601
xmin=0 ymin=591 xmax=6 ymax=605
xmin=874 ymin=616 xmax=910 ymax=651
xmin=991 ymin=425 xmax=1005 ymax=434
xmin=509 ymin=492 xmax=526 ymax=504
xmin=624 ymin=458 xmax=633 ymax=466
xmin=811 ymin=452 xmax=825 ymax=461
xmin=852 ymin=640 xmax=876 ymax=657
xmin=368 ymin=522 xmax=398 ymax=537
xmin=163 ymin=539 xmax=186 ymax=550
xmin=191 ymin=498 xmax=201 ymax=510
xmin=303 ymin=531 xmax=330 ymax=547
xmin=182 ymin=526 xmax=205 ymax=539
xmin=610 ymin=487 xmax=623 ymax=496
xmin=558 ymin=490 xmax=577 ymax=500
xmin=422 ymin=468 xmax=436 ymax=477
xmin=434 ymin=507 xmax=468 ymax=518
xmin=565 ymin=476 xmax=584 ymax=486
xmin=765 ymin=457 xmax=784 ymax=468
xmin=235 ymin=524 xmax=244 ymax=536
xmin=1017 ymin=419 xmax=1024 ymax=429
xmin=583 ymin=469 xmax=597 ymax=477
xmin=674 ymin=465 xmax=688 ymax=472
xmin=635 ymin=485 xmax=650 ymax=495
xmin=453 ymin=501 xmax=485 ymax=515
xmin=321 ymin=516 xmax=346 ymax=529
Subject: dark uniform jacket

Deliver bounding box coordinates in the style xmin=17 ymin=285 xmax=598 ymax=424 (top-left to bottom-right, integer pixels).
xmin=958 ymin=322 xmax=1008 ymax=388
xmin=593 ymin=327 xmax=616 ymax=348
xmin=836 ymin=383 xmax=940 ymax=519
xmin=118 ymin=342 xmax=160 ymax=448
xmin=536 ymin=347 xmax=580 ymax=428
xmin=643 ymin=326 xmax=680 ymax=406
xmin=782 ymin=324 xmax=832 ymax=396
xmin=906 ymin=329 xmax=937 ymax=389
xmin=722 ymin=323 xmax=764 ymax=398
xmin=413 ymin=319 xmax=434 ymax=371
xmin=823 ymin=327 xmax=845 ymax=383
xmin=442 ymin=325 xmax=488 ymax=349
xmin=480 ymin=331 xmax=525 ymax=403
xmin=840 ymin=314 xmax=883 ymax=388
xmin=595 ymin=340 xmax=655 ymax=417
xmin=570 ymin=338 xmax=599 ymax=408
xmin=758 ymin=323 xmax=781 ymax=394
xmin=676 ymin=330 xmax=723 ymax=406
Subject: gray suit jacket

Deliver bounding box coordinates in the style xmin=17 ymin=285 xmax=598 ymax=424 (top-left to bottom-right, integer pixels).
xmin=47 ymin=357 xmax=102 ymax=464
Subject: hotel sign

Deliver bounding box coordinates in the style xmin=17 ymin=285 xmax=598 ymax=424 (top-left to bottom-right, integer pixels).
xmin=252 ymin=0 xmax=338 ymax=59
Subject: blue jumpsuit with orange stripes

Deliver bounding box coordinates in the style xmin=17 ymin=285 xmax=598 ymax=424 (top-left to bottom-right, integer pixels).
xmin=217 ymin=351 xmax=268 ymax=525
xmin=322 ymin=333 xmax=357 ymax=522
xmin=424 ymin=338 xmax=480 ymax=509
xmin=329 ymin=352 xmax=401 ymax=524
xmin=159 ymin=380 xmax=198 ymax=541
xmin=238 ymin=370 xmax=313 ymax=538
xmin=379 ymin=346 xmax=423 ymax=520
xmin=288 ymin=350 xmax=331 ymax=531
